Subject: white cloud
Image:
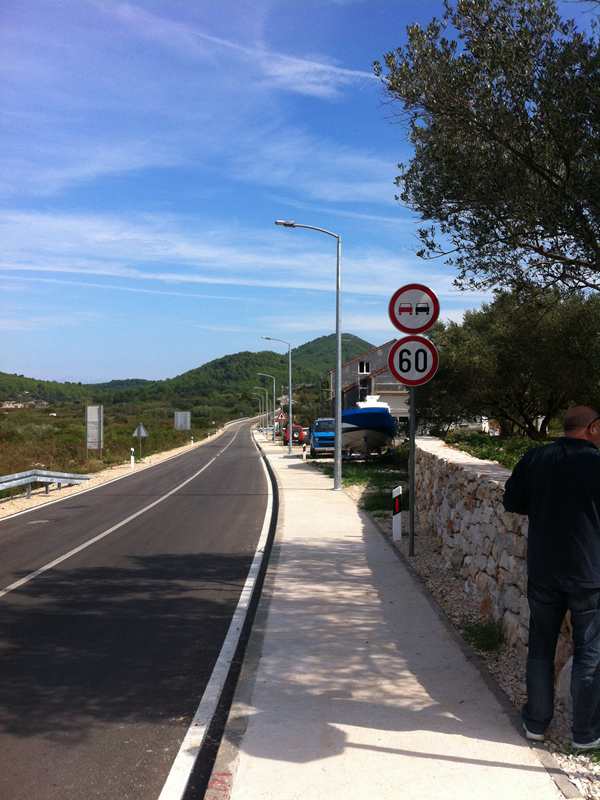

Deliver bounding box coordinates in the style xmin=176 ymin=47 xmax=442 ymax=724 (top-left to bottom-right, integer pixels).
xmin=0 ymin=209 xmax=492 ymax=305
xmin=98 ymin=2 xmax=375 ymax=99
xmin=0 ymin=275 xmax=255 ymax=303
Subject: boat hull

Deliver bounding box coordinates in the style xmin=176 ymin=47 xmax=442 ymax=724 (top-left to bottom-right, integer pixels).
xmin=341 ymin=407 xmax=396 ymax=454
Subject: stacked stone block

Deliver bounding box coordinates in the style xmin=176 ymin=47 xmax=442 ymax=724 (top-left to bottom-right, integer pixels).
xmin=415 ymin=438 xmax=533 ymax=650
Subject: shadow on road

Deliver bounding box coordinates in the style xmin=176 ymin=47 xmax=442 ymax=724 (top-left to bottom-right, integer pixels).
xmin=0 ymin=552 xmax=253 ymax=742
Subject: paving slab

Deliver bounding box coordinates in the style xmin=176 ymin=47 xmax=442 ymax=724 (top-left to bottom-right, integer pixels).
xmin=218 ymin=435 xmax=567 ymax=800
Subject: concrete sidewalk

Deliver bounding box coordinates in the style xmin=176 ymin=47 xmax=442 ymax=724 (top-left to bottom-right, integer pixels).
xmin=210 ymin=436 xmax=572 ymax=800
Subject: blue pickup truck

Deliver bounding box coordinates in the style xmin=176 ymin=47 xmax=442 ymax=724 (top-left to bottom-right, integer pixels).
xmin=309 ymin=417 xmax=335 ymax=457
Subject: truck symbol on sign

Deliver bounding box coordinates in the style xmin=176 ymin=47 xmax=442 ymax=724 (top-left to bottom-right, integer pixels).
xmin=397 ymin=302 xmax=431 ymax=316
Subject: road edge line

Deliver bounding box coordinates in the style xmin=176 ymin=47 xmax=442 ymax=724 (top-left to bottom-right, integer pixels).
xmin=156 ymin=429 xmax=277 ymax=800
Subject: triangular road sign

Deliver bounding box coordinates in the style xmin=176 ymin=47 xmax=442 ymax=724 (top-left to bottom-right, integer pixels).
xmin=133 ymin=423 xmax=149 ymax=438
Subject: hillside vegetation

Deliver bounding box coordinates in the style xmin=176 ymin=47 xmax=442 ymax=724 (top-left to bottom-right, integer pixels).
xmin=0 ymin=333 xmax=373 ymax=476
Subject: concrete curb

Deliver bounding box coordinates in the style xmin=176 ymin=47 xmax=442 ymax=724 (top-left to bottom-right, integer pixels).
xmin=204 ymin=435 xmax=287 ymax=800
xmin=366 ymin=512 xmax=583 ymax=800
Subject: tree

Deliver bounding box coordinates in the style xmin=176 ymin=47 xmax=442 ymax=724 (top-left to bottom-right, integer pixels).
xmin=417 ymin=289 xmax=600 ymax=437
xmin=374 ymin=0 xmax=600 ymax=292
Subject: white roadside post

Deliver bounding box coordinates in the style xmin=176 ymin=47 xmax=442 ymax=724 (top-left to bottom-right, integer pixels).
xmin=392 ymin=485 xmax=403 ymax=543
xmin=388 ymin=283 xmax=440 ymax=557
xmin=130 ymin=447 xmax=135 ymax=470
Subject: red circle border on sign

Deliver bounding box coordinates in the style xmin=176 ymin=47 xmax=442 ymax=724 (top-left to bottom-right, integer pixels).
xmin=388 ymin=283 xmax=440 ymax=334
xmin=388 ymin=335 xmax=439 ymax=387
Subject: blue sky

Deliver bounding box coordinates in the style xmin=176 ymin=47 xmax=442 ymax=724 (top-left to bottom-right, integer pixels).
xmin=1 ymin=0 xmax=593 ymax=381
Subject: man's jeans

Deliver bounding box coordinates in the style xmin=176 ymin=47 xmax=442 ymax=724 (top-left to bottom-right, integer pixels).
xmin=523 ymin=581 xmax=600 ymax=743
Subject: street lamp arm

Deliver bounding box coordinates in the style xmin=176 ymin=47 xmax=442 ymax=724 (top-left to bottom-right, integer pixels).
xmin=289 ymin=223 xmax=340 ymax=240
xmin=262 ymin=335 xmax=291 ymax=348
xmin=274 ymin=220 xmax=339 ymax=240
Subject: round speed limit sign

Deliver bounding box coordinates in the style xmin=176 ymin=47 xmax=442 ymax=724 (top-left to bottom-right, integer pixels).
xmin=388 ymin=335 xmax=439 ymax=387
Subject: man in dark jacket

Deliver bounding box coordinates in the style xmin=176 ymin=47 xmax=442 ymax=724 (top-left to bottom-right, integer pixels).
xmin=503 ymin=406 xmax=600 ymax=749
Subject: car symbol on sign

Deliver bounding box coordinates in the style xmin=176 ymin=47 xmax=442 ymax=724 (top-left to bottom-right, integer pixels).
xmin=415 ymin=303 xmax=430 ymax=315
xmin=398 ymin=303 xmax=413 ymax=315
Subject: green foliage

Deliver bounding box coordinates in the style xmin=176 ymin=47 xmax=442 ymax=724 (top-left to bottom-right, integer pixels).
xmin=417 ymin=289 xmax=600 ymax=438
xmin=0 ymin=334 xmax=374 ymax=475
xmin=361 ymin=491 xmax=395 ymax=513
xmin=375 ymin=0 xmax=600 ymax=292
xmin=446 ymin=431 xmax=545 ymax=469
xmin=0 ymin=405 xmax=211 ymax=480
xmin=463 ymin=620 xmax=505 ymax=652
xmin=316 ymin=446 xmax=409 ymax=493
xmin=0 ymin=334 xmax=372 ymax=424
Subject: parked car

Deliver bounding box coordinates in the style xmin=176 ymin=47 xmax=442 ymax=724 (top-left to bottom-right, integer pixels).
xmin=283 ymin=424 xmax=305 ymax=445
xmin=309 ymin=417 xmax=335 ymax=457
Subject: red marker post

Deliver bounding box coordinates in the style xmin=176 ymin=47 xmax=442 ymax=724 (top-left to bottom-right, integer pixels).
xmin=388 ymin=284 xmax=440 ymax=556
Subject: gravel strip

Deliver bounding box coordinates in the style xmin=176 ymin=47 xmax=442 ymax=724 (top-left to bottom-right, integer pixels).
xmin=368 ymin=507 xmax=600 ymax=800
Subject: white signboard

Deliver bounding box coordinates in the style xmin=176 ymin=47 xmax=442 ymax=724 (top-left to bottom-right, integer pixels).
xmin=86 ymin=405 xmax=103 ymax=451
xmin=388 ymin=283 xmax=440 ymax=334
xmin=174 ymin=411 xmax=191 ymax=431
xmin=388 ymin=336 xmax=439 ymax=387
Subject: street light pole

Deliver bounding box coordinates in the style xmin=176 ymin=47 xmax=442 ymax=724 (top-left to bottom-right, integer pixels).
xmin=275 ymin=219 xmax=342 ymax=490
xmin=253 ymin=386 xmax=269 ymax=434
xmin=258 ymin=373 xmax=277 ymax=442
xmin=251 ymin=394 xmax=263 ymax=428
xmin=262 ymin=336 xmax=292 ymax=455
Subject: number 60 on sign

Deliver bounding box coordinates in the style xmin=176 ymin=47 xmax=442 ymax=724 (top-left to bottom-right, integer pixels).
xmin=388 ymin=335 xmax=439 ymax=387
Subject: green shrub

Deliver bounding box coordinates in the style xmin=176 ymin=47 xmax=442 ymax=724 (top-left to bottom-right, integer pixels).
xmin=462 ymin=620 xmax=504 ymax=652
xmin=445 ymin=431 xmax=546 ymax=470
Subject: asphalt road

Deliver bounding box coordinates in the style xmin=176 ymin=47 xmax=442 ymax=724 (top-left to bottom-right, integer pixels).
xmin=0 ymin=422 xmax=269 ymax=800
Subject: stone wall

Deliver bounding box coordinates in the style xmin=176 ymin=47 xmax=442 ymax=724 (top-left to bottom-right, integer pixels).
xmin=415 ymin=438 xmax=532 ymax=650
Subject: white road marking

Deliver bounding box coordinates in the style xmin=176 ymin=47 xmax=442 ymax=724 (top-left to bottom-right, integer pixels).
xmin=0 ymin=417 xmax=250 ymax=525
xmin=157 ymin=431 xmax=274 ymax=800
xmin=0 ymin=429 xmax=240 ymax=600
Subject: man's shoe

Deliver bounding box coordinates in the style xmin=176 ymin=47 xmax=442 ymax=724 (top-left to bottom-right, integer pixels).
xmin=572 ymin=736 xmax=600 ymax=751
xmin=522 ymin=722 xmax=545 ymax=742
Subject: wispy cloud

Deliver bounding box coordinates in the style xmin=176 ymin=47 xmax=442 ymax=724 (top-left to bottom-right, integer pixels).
xmin=99 ymin=2 xmax=375 ymax=99
xmin=231 ymin=127 xmax=398 ymax=204
xmin=0 ymin=275 xmax=255 ymax=303
xmin=0 ymin=209 xmax=492 ymax=303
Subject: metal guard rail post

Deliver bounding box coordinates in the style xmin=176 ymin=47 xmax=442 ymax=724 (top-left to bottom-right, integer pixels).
xmin=0 ymin=469 xmax=90 ymax=499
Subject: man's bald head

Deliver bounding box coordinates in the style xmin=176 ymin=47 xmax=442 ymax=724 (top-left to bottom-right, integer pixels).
xmin=564 ymin=406 xmax=600 ymax=433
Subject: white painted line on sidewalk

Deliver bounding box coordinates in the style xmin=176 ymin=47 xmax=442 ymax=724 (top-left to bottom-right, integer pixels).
xmin=0 ymin=430 xmax=240 ymax=600
xmin=157 ymin=433 xmax=274 ymax=800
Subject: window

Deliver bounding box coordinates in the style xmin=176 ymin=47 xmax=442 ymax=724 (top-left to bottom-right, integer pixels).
xmin=358 ymin=361 xmax=370 ymax=374
xmin=359 ymin=376 xmax=371 ymax=401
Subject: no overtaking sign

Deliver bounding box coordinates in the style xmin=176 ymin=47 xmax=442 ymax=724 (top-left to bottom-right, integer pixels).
xmin=388 ymin=283 xmax=440 ymax=387
xmin=388 ymin=283 xmax=440 ymax=559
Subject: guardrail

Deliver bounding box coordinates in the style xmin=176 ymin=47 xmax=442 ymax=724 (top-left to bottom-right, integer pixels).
xmin=0 ymin=469 xmax=90 ymax=499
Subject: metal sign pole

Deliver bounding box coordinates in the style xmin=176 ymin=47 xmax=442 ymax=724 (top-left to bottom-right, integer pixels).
xmin=409 ymin=386 xmax=416 ymax=557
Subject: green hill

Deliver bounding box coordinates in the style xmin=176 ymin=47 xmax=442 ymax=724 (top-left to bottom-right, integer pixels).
xmin=0 ymin=334 xmax=373 ymax=475
xmin=0 ymin=333 xmax=373 ymax=421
